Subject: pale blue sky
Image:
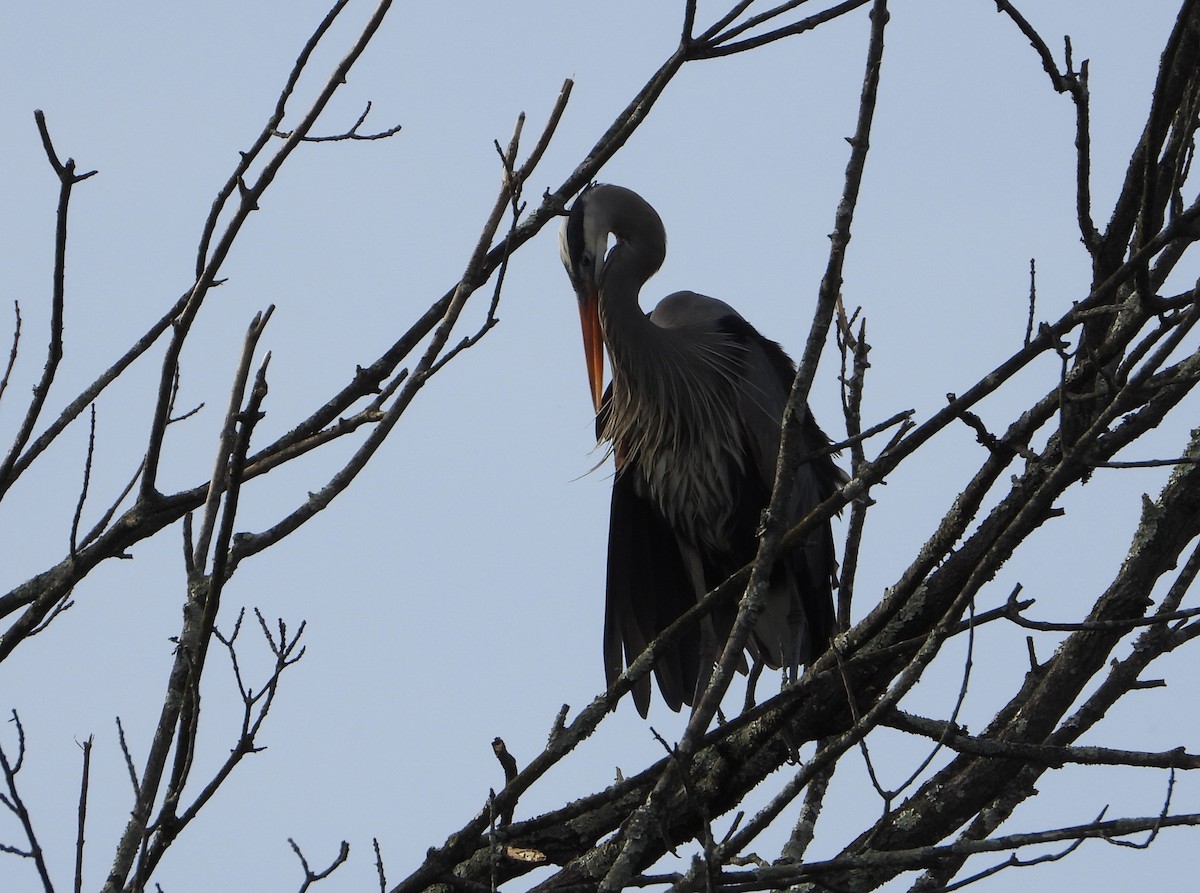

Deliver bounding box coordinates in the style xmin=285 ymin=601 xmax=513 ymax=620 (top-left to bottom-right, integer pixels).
xmin=1 ymin=2 xmax=1194 ymax=891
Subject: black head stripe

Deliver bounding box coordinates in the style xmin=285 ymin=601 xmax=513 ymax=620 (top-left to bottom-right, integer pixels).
xmin=564 ymin=194 xmax=588 ymax=269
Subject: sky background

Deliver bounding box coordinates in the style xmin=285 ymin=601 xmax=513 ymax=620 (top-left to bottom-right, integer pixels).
xmin=1 ymin=1 xmax=1196 ymax=891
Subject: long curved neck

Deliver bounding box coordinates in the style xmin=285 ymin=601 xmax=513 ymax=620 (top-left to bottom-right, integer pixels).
xmin=598 ymin=241 xmax=663 ymax=365
xmin=590 ymin=186 xmax=667 ymax=377
xmin=597 ymin=240 xmax=741 ymax=477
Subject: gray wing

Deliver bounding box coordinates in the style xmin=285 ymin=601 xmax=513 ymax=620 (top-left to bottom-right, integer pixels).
xmin=598 ymin=384 xmax=702 ymax=717
xmin=605 ymin=466 xmax=702 ymax=716
xmin=718 ymin=311 xmax=844 ymax=677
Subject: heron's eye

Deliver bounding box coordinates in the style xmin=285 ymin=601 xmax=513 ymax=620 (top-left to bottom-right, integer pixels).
xmin=581 ymin=253 xmax=594 ymax=270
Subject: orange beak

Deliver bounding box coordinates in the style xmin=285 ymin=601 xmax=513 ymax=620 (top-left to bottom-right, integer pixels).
xmin=578 ymin=287 xmax=605 ymax=412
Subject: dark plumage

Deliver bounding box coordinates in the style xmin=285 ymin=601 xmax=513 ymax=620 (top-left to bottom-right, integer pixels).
xmin=559 ymin=184 xmax=844 ymax=716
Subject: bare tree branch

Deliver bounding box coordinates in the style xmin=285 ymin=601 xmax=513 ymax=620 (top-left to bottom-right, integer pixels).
xmin=5 ymin=3 xmax=1200 ymax=892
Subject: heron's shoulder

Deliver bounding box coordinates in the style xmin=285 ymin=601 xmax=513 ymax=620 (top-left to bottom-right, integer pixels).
xmin=649 ymin=291 xmax=742 ymax=328
xmin=649 ymin=291 xmax=795 ymax=378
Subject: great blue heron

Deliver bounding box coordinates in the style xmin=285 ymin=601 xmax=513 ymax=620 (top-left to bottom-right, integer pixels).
xmin=559 ymin=183 xmax=844 ymax=716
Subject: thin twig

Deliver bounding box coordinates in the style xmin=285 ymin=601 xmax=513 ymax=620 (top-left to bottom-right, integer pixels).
xmin=69 ymin=404 xmax=97 ymax=558
xmin=0 ymin=711 xmax=54 ymax=892
xmin=74 ymin=735 xmax=92 ymax=893
xmin=1003 ymin=585 xmax=1200 ymax=632
xmin=888 ymin=711 xmax=1200 ymax=770
xmin=192 ymin=307 xmax=275 ymax=567
xmin=275 ymin=100 xmax=402 ymax=142
xmin=698 ymin=0 xmax=876 ymax=58
xmin=289 ymin=838 xmax=350 ymax=892
xmin=374 ymin=838 xmax=387 ymax=893
xmin=0 ymin=111 xmax=96 ymax=500
xmin=1025 ymin=258 xmax=1037 ymax=346
xmin=0 ymin=300 xmax=20 ymax=405
xmin=712 ymin=811 xmax=1200 ymax=889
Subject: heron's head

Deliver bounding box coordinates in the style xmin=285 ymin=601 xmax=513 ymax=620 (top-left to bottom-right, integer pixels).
xmin=559 ymin=184 xmax=667 ymax=411
xmin=559 ymin=184 xmax=610 ymax=290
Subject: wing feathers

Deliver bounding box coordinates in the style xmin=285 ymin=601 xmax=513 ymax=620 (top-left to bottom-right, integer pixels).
xmin=606 ymin=466 xmax=700 ymax=716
